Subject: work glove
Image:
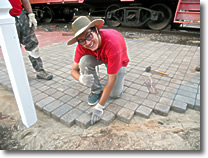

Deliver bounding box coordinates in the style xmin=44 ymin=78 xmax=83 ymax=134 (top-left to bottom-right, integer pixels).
xmin=79 ymin=67 xmax=94 ymax=87
xmin=90 ymin=103 xmax=104 ymax=125
xmin=28 ymin=13 xmax=37 ymax=30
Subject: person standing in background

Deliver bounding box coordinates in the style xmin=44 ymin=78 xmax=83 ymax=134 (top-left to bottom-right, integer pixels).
xmin=8 ymin=0 xmax=53 ymax=80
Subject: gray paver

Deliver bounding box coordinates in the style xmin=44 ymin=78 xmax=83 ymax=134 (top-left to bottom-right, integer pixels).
xmin=179 ymin=85 xmax=198 ymax=94
xmin=125 ymin=75 xmax=137 ymax=82
xmin=165 ymin=87 xmax=178 ymax=94
xmin=51 ymin=104 xmax=73 ymax=121
xmin=175 ymin=95 xmax=195 ymax=109
xmin=85 ymin=106 xmax=94 ymax=115
xmin=159 ymin=97 xmax=173 ymax=106
xmin=64 ymin=88 xmax=80 ymax=97
xmin=135 ymin=105 xmax=152 ymax=118
xmin=77 ymin=102 xmax=91 ymax=112
xmin=33 ymin=82 xmax=45 ymax=89
xmin=181 ymin=80 xmax=198 ymax=89
xmin=76 ymin=93 xmax=88 ymax=102
xmin=154 ymin=103 xmax=171 ymax=116
xmin=101 ymin=110 xmax=116 ymax=126
xmin=59 ymin=94 xmax=73 ymax=103
xmin=50 ymin=90 xmax=65 ymax=99
xmin=33 ymin=93 xmax=48 ymax=103
xmin=162 ymin=91 xmax=176 ymax=100
xmin=105 ymin=103 xmax=122 ymax=114
xmin=136 ymin=90 xmax=149 ymax=98
xmin=139 ymin=86 xmax=149 ymax=93
xmin=168 ymin=83 xmax=180 ymax=89
xmin=196 ymin=93 xmax=200 ymax=100
xmin=147 ymin=94 xmax=161 ymax=102
xmin=117 ymin=108 xmax=134 ymax=124
xmin=56 ymin=85 xmax=69 ymax=92
xmin=75 ymin=112 xmax=91 ymax=129
xmin=113 ymin=98 xmax=128 ymax=107
xmin=171 ymin=100 xmax=187 ymax=113
xmin=71 ymin=83 xmax=87 ymax=92
xmin=170 ymin=78 xmax=182 ymax=85
xmin=60 ymin=108 xmax=83 ymax=127
xmin=44 ymin=88 xmax=57 ymax=96
xmin=43 ymin=100 xmax=64 ymax=116
xmin=156 ymin=84 xmax=167 ymax=91
xmin=31 ymin=89 xmax=42 ymax=97
xmin=36 ymin=96 xmax=55 ymax=110
xmin=194 ymin=99 xmax=200 ymax=111
xmin=125 ymin=87 xmax=138 ymax=95
xmin=177 ymin=89 xmax=197 ymax=99
xmin=142 ymin=99 xmax=157 ymax=109
xmin=67 ymin=98 xmax=82 ymax=107
xmin=38 ymin=85 xmax=50 ymax=92
xmin=129 ymin=83 xmax=142 ymax=89
xmin=124 ymin=101 xmax=140 ymax=111
xmin=130 ymin=96 xmax=144 ymax=104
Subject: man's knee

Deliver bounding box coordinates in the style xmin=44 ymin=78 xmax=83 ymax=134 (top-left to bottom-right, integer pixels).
xmin=79 ymin=55 xmax=97 ymax=70
xmin=110 ymin=91 xmax=122 ymax=99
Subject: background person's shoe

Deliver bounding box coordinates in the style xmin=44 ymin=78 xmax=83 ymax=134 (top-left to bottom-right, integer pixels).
xmin=88 ymin=92 xmax=101 ymax=106
xmin=36 ymin=70 xmax=53 ymax=80
xmin=195 ymin=65 xmax=200 ymax=71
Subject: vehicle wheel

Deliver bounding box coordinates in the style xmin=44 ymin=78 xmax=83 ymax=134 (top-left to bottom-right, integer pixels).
xmin=105 ymin=5 xmax=121 ymax=27
xmin=63 ymin=8 xmax=74 ymax=23
xmin=171 ymin=23 xmax=181 ymax=29
xmin=42 ymin=6 xmax=54 ymax=23
xmin=33 ymin=10 xmax=43 ymax=22
xmin=147 ymin=4 xmax=172 ymax=30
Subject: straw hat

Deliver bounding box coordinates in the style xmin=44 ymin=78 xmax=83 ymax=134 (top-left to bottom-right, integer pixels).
xmin=67 ymin=16 xmax=104 ymax=45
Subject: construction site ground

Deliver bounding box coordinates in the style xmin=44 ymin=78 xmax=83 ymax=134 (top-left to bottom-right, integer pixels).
xmin=0 ymin=22 xmax=200 ymax=151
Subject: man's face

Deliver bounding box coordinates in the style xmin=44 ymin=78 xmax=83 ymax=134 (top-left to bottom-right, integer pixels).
xmin=77 ymin=28 xmax=100 ymax=51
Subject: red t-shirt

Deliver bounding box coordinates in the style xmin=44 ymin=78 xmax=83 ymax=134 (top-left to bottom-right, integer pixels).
xmin=9 ymin=0 xmax=23 ymax=16
xmin=74 ymin=29 xmax=129 ymax=74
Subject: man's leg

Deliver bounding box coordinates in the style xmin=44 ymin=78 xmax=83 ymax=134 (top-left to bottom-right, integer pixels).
xmin=79 ymin=55 xmax=103 ymax=105
xmin=15 ymin=11 xmax=53 ymax=80
xmin=28 ymin=55 xmax=53 ymax=80
xmin=110 ymin=67 xmax=126 ymax=98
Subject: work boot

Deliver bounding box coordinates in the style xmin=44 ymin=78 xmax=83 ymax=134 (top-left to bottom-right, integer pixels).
xmin=28 ymin=55 xmax=53 ymax=80
xmin=36 ymin=69 xmax=53 ymax=80
xmin=195 ymin=65 xmax=200 ymax=71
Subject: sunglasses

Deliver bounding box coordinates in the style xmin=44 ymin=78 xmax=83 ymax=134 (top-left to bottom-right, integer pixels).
xmin=77 ymin=29 xmax=94 ymax=46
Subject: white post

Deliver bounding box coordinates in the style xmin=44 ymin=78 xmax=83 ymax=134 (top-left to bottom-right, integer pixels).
xmin=0 ymin=0 xmax=37 ymax=128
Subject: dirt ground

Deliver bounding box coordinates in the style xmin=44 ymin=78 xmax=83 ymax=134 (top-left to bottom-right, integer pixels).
xmin=0 ymin=85 xmax=200 ymax=150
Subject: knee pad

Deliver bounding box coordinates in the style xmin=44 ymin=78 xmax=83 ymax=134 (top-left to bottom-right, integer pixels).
xmin=27 ymin=46 xmax=40 ymax=58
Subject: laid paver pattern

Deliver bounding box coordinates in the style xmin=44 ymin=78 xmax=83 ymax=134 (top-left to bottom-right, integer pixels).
xmin=0 ymin=38 xmax=200 ymax=129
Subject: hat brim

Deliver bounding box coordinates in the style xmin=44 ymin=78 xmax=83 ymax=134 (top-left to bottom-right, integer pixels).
xmin=67 ymin=19 xmax=105 ymax=45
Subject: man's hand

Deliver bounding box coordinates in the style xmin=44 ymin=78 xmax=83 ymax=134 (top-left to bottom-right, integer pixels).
xmin=79 ymin=67 xmax=94 ymax=87
xmin=90 ymin=103 xmax=104 ymax=125
xmin=28 ymin=13 xmax=37 ymax=30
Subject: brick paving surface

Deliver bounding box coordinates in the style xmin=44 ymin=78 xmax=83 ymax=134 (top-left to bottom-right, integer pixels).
xmin=0 ymin=38 xmax=200 ymax=129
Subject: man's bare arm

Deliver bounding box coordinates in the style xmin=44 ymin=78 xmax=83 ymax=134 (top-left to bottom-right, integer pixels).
xmin=21 ymin=0 xmax=33 ymax=14
xmin=99 ymin=74 xmax=117 ymax=106
xmin=71 ymin=62 xmax=80 ymax=81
